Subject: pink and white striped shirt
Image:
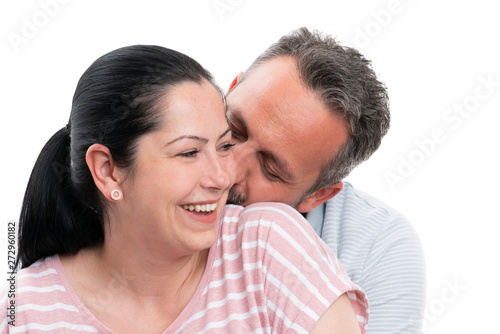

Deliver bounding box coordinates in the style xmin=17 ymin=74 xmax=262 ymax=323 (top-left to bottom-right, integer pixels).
xmin=1 ymin=203 xmax=368 ymax=333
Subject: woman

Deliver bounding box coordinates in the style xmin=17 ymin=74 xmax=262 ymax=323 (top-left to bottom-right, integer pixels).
xmin=1 ymin=45 xmax=367 ymax=333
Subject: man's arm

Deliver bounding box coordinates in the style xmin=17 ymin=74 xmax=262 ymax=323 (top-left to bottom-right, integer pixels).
xmin=359 ymin=214 xmax=426 ymax=333
xmin=315 ymin=184 xmax=427 ymax=333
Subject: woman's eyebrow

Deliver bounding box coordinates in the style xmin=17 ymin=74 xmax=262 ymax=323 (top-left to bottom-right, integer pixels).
xmin=165 ymin=128 xmax=230 ymax=146
xmin=166 ymin=135 xmax=208 ymax=145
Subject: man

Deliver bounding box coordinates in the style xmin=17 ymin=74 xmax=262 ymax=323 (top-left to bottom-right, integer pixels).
xmin=225 ymin=27 xmax=426 ymax=333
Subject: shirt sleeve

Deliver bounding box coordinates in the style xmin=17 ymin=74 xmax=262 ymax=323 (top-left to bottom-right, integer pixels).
xmin=359 ymin=214 xmax=426 ymax=334
xmin=239 ymin=202 xmax=369 ymax=334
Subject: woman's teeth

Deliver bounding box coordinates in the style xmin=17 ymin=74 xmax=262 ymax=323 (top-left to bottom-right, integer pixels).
xmin=182 ymin=203 xmax=217 ymax=213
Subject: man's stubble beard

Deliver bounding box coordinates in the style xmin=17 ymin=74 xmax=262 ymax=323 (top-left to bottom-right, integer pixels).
xmin=227 ymin=186 xmax=246 ymax=205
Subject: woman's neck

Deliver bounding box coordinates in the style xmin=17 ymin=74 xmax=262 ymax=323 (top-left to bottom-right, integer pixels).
xmin=90 ymin=212 xmax=212 ymax=297
xmin=60 ymin=231 xmax=210 ymax=332
xmin=95 ymin=241 xmax=208 ymax=297
xmin=101 ymin=231 xmax=208 ymax=290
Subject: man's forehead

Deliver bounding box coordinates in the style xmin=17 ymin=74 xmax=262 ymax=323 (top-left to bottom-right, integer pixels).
xmin=228 ymin=84 xmax=322 ymax=136
xmin=236 ymin=56 xmax=298 ymax=85
xmin=235 ymin=59 xmax=302 ymax=97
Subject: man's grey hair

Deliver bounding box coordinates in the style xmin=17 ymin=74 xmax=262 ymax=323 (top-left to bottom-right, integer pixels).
xmin=241 ymin=27 xmax=390 ymax=200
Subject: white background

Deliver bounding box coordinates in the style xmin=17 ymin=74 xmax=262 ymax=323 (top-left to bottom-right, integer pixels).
xmin=1 ymin=1 xmax=499 ymax=332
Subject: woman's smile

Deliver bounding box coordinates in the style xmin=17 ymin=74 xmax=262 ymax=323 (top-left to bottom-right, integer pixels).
xmin=180 ymin=200 xmax=221 ymax=224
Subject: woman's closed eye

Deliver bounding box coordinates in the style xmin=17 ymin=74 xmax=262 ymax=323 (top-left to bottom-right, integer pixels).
xmin=219 ymin=143 xmax=236 ymax=152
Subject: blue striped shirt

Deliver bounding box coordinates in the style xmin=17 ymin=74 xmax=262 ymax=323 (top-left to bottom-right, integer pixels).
xmin=306 ymin=182 xmax=426 ymax=333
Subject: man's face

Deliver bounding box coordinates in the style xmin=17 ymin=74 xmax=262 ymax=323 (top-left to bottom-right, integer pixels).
xmin=226 ymin=56 xmax=349 ymax=210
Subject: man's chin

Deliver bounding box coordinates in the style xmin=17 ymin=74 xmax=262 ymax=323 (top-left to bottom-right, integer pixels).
xmin=227 ymin=187 xmax=246 ymax=206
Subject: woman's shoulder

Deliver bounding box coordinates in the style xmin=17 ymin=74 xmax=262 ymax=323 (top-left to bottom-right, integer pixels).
xmin=219 ymin=202 xmax=323 ymax=265
xmin=16 ymin=256 xmax=61 ymax=281
xmin=1 ymin=256 xmax=68 ymax=331
xmin=222 ymin=202 xmax=320 ymax=245
xmin=1 ymin=256 xmax=63 ymax=302
xmin=222 ymin=202 xmax=308 ymax=227
xmin=2 ymin=256 xmax=59 ymax=288
xmin=220 ymin=203 xmax=369 ymax=332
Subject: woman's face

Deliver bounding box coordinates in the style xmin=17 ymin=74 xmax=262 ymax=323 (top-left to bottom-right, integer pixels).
xmin=116 ymin=79 xmax=235 ymax=257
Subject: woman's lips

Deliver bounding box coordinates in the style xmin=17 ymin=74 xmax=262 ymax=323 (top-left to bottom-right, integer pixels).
xmin=180 ymin=201 xmax=219 ymax=224
xmin=181 ymin=203 xmax=217 ymax=213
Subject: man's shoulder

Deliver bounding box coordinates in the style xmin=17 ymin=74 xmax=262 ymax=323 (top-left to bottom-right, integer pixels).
xmin=321 ymin=183 xmax=426 ymax=333
xmin=325 ymin=181 xmax=411 ymax=230
xmin=321 ymin=182 xmax=422 ymax=268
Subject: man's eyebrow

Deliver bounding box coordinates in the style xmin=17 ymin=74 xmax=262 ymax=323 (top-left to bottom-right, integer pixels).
xmin=218 ymin=128 xmax=231 ymax=140
xmin=228 ymin=109 xmax=249 ymax=133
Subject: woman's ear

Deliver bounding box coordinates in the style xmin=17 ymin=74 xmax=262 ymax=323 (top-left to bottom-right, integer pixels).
xmin=86 ymin=144 xmax=123 ymax=201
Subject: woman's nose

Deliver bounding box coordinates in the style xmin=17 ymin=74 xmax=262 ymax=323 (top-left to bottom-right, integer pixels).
xmin=201 ymin=155 xmax=233 ymax=190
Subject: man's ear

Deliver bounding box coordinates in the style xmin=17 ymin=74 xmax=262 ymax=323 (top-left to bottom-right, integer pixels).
xmin=227 ymin=72 xmax=244 ymax=93
xmin=295 ymin=182 xmax=344 ymax=213
xmin=86 ymin=144 xmax=123 ymax=201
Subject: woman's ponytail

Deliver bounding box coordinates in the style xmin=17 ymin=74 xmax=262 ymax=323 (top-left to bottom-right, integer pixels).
xmin=17 ymin=126 xmax=103 ymax=269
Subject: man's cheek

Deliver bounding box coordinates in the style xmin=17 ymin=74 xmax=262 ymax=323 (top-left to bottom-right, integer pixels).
xmin=225 ymin=155 xmax=237 ymax=186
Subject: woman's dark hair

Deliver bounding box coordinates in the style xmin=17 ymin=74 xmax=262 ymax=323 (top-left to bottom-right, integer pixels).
xmin=17 ymin=45 xmax=221 ymax=269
